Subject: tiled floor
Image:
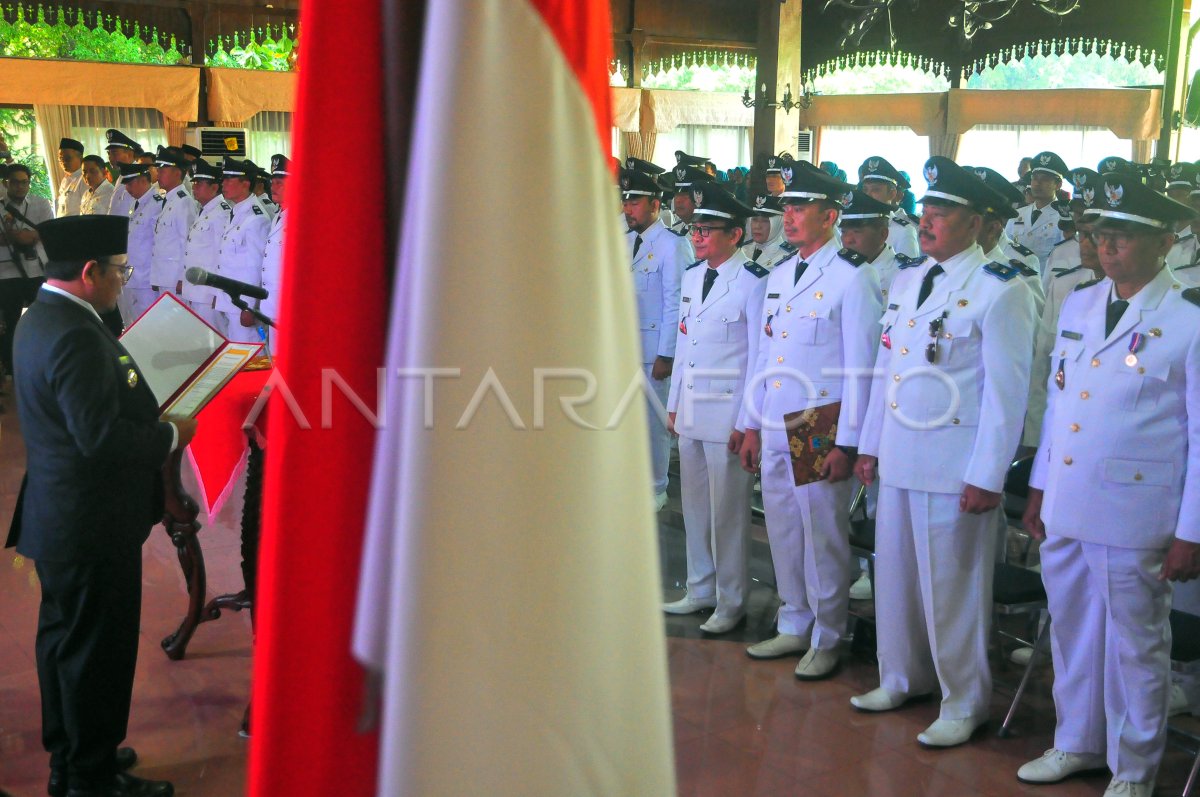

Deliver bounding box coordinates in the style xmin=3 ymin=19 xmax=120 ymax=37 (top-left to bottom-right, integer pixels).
xmin=0 ymin=402 xmax=1197 ymax=795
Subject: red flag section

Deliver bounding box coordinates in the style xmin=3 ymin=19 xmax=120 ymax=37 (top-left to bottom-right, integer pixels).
xmin=246 ymin=0 xmax=388 ymax=793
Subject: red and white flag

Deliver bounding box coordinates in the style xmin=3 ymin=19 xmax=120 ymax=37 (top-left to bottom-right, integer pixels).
xmin=352 ymin=1 xmax=675 ymax=795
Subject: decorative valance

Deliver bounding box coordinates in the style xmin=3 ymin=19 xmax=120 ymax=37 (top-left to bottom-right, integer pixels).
xmin=797 ymin=92 xmax=948 ymax=137
xmin=0 ymin=57 xmax=199 ymax=120
xmin=206 ymin=67 xmax=297 ymax=124
xmin=945 ymin=87 xmax=1163 ymax=140
xmin=645 ymin=89 xmax=753 ymax=132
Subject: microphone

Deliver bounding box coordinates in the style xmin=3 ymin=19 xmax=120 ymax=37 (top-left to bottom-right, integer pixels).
xmin=185 ymin=267 xmax=269 ymax=300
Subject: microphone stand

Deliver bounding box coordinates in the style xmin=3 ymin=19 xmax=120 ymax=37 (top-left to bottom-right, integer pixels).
xmin=226 ymin=292 xmax=276 ymax=328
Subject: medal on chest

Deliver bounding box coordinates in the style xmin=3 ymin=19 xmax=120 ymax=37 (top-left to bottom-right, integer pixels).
xmin=764 ymin=313 xmax=773 ymax=338
xmin=1125 ymin=332 xmax=1144 ymax=367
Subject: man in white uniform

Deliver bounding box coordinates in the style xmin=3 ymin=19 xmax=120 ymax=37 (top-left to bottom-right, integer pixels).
xmin=148 ymin=147 xmax=197 ymax=301
xmin=620 ymin=167 xmax=689 ymax=511
xmin=78 ymin=156 xmax=114 ymax=217
xmin=119 ymin=162 xmax=163 ymax=325
xmin=1006 ymin=151 xmax=1068 ymax=269
xmin=257 ymin=154 xmax=291 ymax=338
xmin=1018 ymin=174 xmax=1200 ymax=797
xmin=181 ymin=160 xmax=230 ymax=328
xmin=664 ymin=183 xmax=768 ymax=634
xmin=55 ymin=138 xmax=87 ymax=218
xmin=764 ymin=154 xmax=796 ymax=198
xmin=837 ymin=190 xmax=902 ymax=302
xmin=624 ymin=157 xmax=676 ymax=229
xmin=970 ymin=168 xmax=1044 ymax=316
xmin=104 ymin=129 xmax=139 ymax=218
xmin=858 ymin=156 xmax=920 ymax=258
xmin=1165 ymin=162 xmax=1198 ymax=270
xmin=214 ymin=157 xmax=270 ymax=340
xmin=852 ymin=157 xmax=1037 ymax=748
xmin=669 ymin=165 xmax=712 ymax=236
xmin=738 ymin=170 xmax=882 ymax=678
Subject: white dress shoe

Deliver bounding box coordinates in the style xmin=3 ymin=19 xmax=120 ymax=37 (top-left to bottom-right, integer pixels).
xmin=653 ymin=491 xmax=668 ymax=512
xmin=746 ymin=634 xmax=807 ymax=660
xmin=850 ymin=687 xmax=923 ymax=713
xmin=1102 ymin=779 xmax=1154 ymax=796
xmin=1009 ymin=646 xmax=1035 ymax=666
xmin=795 ymin=648 xmax=840 ymax=681
xmin=848 ymin=572 xmax=873 ymax=601
xmin=1017 ymin=748 xmax=1107 ymax=784
xmin=699 ymin=613 xmax=745 ymax=634
xmin=917 ymin=715 xmax=988 ymax=748
xmin=662 ymin=595 xmax=716 ymax=615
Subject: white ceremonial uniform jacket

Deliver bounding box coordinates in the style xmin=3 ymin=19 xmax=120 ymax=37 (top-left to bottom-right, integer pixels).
xmin=740 ymin=236 xmax=794 ymax=271
xmin=79 ymin=180 xmax=113 ymax=216
xmin=1167 ymin=225 xmax=1199 ymax=270
xmin=1031 ymin=266 xmax=1200 ymax=548
xmin=985 ymin=242 xmax=1044 ymax=316
xmin=629 ymin=218 xmax=689 ymax=365
xmin=0 ymin=195 xmax=52 ymax=280
xmin=740 ymin=237 xmax=882 ymax=453
xmin=887 ymin=209 xmax=920 ymax=258
xmin=870 ymin=245 xmax=902 ymax=304
xmin=1173 ymin=260 xmax=1200 ymax=287
xmin=1043 ymin=236 xmax=1081 ymax=293
xmin=214 ymin=196 xmax=271 ymax=313
xmin=1005 ymin=203 xmax=1063 ymax=268
xmin=126 ymin=192 xmax=164 ymax=294
xmin=258 ymin=208 xmax=287 ymax=322
xmin=999 ymin=232 xmax=1041 ymax=273
xmin=56 ymin=169 xmax=86 ymax=217
xmin=182 ymin=195 xmax=232 ymax=307
xmin=256 ymin=194 xmax=278 ymax=220
xmin=667 ymin=252 xmax=769 ymax=443
xmin=107 ymin=179 xmax=134 ymax=218
xmin=149 ymin=185 xmax=198 ymax=289
xmin=1026 ymin=265 xmax=1096 ymax=447
xmin=859 ymin=244 xmax=1037 ymax=494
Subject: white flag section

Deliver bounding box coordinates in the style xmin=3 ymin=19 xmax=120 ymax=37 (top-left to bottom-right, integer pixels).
xmin=352 ymin=1 xmax=675 ymax=796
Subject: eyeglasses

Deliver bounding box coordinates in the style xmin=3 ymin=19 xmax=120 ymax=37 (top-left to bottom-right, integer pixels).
xmin=926 ymin=313 xmax=948 ymax=364
xmin=689 ymin=224 xmax=732 ymax=239
xmin=103 ymin=262 xmax=133 ymax=284
xmin=1080 ymin=230 xmax=1157 ymax=248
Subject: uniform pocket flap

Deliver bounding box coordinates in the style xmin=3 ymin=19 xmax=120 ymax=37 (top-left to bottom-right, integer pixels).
xmin=1102 ymin=458 xmax=1174 ymax=486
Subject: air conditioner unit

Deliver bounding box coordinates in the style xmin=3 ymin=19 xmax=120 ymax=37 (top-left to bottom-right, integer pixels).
xmin=184 ymin=127 xmax=248 ymax=159
xmin=796 ymin=129 xmax=815 ymax=163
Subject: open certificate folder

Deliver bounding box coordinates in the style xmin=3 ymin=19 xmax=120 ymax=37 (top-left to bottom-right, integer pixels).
xmin=119 ymin=293 xmax=263 ymax=418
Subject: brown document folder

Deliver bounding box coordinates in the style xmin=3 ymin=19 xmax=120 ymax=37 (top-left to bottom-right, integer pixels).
xmin=783 ymin=402 xmax=841 ymax=487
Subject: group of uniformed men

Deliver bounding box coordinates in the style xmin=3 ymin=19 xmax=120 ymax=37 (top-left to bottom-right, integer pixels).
xmin=622 ymin=146 xmax=1200 ymax=797
xmin=47 ymin=128 xmax=288 ymax=340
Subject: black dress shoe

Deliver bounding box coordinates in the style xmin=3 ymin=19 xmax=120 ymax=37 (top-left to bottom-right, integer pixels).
xmin=66 ymin=772 xmax=173 ymax=797
xmin=50 ymin=748 xmax=138 ymax=796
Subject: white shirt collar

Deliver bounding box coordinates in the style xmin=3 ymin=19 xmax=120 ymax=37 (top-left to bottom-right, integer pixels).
xmin=40 ymin=283 xmax=102 ymax=322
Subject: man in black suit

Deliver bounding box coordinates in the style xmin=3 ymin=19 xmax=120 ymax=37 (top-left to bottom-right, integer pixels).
xmin=6 ymin=215 xmax=197 ymax=797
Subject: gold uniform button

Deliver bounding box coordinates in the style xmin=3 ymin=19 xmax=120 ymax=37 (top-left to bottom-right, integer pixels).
xmin=809 ymin=311 xmax=817 ymax=318
xmin=893 ymin=374 xmax=901 ymax=382
xmin=1138 ymin=367 xmax=1146 ymax=374
xmin=819 ymin=389 xmax=829 ymax=397
xmin=781 ymin=331 xmax=789 ymax=339
xmin=1091 ymin=358 xmax=1100 ymax=367
xmin=900 ymin=347 xmax=909 ymax=355
xmin=691 ymin=339 xmax=697 ymax=346
xmin=777 ymin=356 xmax=784 ymax=363
xmin=1080 ymin=391 xmax=1090 ymax=399
xmin=1063 ymin=456 xmax=1073 ymax=465
xmin=814 ymin=291 xmax=824 ymax=300
xmin=952 ymin=418 xmax=960 ymax=425
xmin=907 ymin=319 xmax=916 ymax=328
xmin=1134 ymin=473 xmax=1144 ymax=481
xmin=889 ymin=402 xmax=898 ymax=409
xmin=786 ymin=305 xmax=792 ymax=312
xmin=1069 ymin=423 xmax=1080 ymax=432
xmin=773 ymin=380 xmax=782 ymax=389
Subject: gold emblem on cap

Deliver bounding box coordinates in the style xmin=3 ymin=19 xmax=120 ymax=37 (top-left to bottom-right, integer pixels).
xmin=126 ymin=369 xmax=138 ymax=388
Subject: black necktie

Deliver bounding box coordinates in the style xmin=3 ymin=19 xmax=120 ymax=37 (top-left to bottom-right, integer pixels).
xmin=1031 ymin=208 xmax=1042 ymax=224
xmin=632 ymin=234 xmax=642 ymax=258
xmin=1106 ymin=299 xmax=1129 ymax=337
xmin=917 ymin=264 xmax=944 ymax=308
xmin=793 ymin=260 xmax=808 ymax=286
xmin=702 ymin=267 xmax=718 ymax=301
xmin=133 ymin=199 xmax=139 ymax=213
xmin=752 ymin=247 xmax=762 ymax=262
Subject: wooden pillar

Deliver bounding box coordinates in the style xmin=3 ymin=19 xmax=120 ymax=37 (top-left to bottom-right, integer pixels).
xmin=1158 ymin=0 xmax=1187 ymax=159
xmin=751 ymin=0 xmax=801 ymax=165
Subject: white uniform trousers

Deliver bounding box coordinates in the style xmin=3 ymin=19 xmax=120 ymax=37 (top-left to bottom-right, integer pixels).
xmin=875 ymin=485 xmax=995 ymax=720
xmin=122 ymin=287 xmax=157 ymax=327
xmin=760 ymin=448 xmax=851 ymax=648
xmin=644 ymin=363 xmax=672 ymax=496
xmin=677 ymin=435 xmax=754 ymax=619
xmin=1040 ymin=535 xmax=1171 ymax=783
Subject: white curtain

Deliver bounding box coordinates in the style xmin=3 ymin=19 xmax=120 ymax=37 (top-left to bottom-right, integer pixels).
xmin=247 ymin=111 xmax=293 ymax=165
xmin=955 ymin=125 xmax=1129 ymax=180
xmin=60 ymin=106 xmax=167 ymax=161
xmin=651 ymin=125 xmax=751 ymax=172
xmin=817 ymin=126 xmax=931 ymax=194
xmin=33 ymin=104 xmax=72 ymax=206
